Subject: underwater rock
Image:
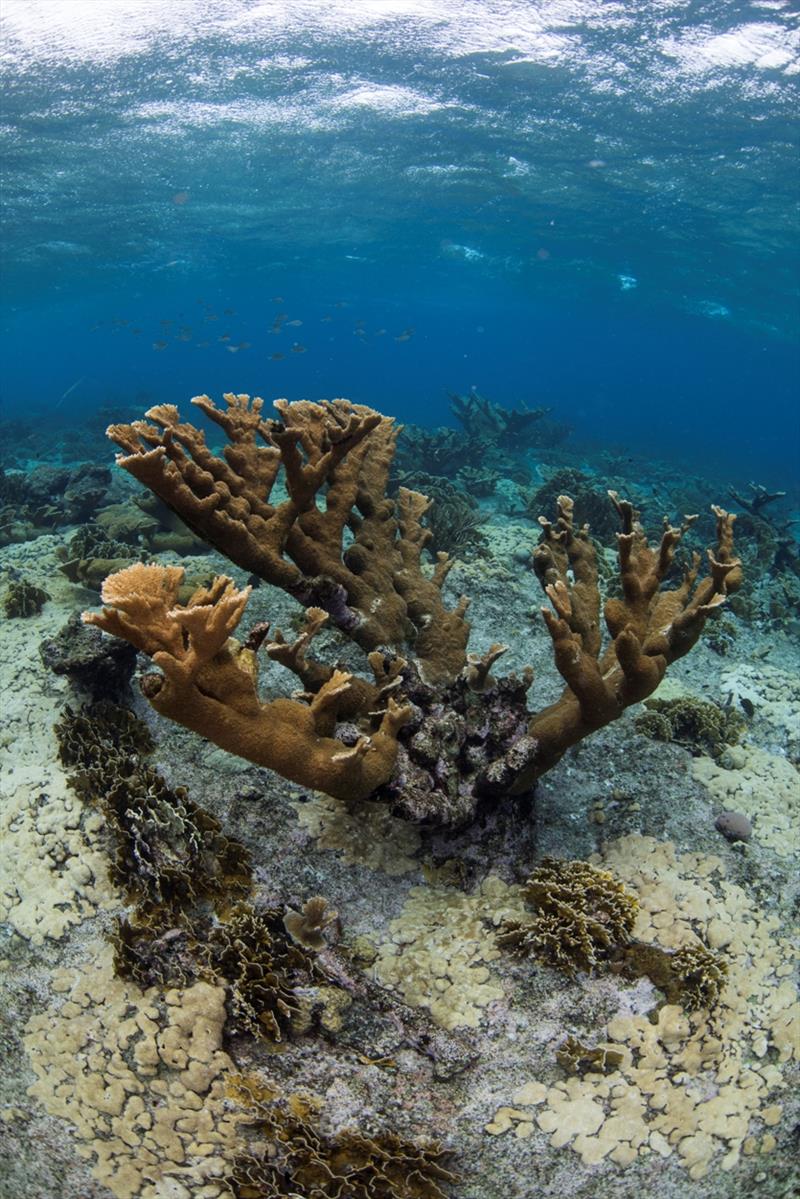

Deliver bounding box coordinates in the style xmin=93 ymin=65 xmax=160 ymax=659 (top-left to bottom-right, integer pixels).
xmin=40 ymin=611 xmax=137 ymax=699
xmin=714 ymin=809 xmax=753 ymax=843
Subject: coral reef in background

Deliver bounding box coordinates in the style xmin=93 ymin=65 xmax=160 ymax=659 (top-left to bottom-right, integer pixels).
xmin=84 ymin=395 xmax=742 ymax=821
xmin=0 ymin=462 xmax=111 ymax=545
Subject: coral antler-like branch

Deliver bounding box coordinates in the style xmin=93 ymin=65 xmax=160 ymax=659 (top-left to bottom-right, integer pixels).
xmin=107 ymin=395 xmax=469 ymax=680
xmin=94 ymin=396 xmax=745 ymax=823
xmin=512 ymin=497 xmax=742 ymax=790
xmin=83 ymin=564 xmax=411 ymax=802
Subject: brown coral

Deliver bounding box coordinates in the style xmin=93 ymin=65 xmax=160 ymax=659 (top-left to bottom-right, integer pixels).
xmin=497 ymin=858 xmax=639 ymax=976
xmin=514 ymin=492 xmax=741 ymax=790
xmin=83 ymin=563 xmax=413 ymax=802
xmin=87 ymin=396 xmax=742 ymax=820
xmin=105 ymin=394 xmax=470 ymax=680
xmin=284 ymin=896 xmax=338 ymax=951
xmin=226 ymin=1074 xmax=457 ymax=1198
xmin=201 ymin=904 xmax=321 ymax=1042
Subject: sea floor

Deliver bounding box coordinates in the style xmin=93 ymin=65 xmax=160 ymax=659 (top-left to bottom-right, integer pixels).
xmin=0 ymin=433 xmax=798 ymax=1199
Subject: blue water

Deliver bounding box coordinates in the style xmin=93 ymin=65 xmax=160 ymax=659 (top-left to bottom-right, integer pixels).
xmin=1 ymin=0 xmax=798 ymax=485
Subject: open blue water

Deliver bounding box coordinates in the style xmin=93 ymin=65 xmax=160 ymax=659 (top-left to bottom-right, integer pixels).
xmin=1 ymin=0 xmax=798 ymax=486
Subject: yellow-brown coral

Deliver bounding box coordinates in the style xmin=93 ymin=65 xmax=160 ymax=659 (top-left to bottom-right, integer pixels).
xmin=83 ymin=563 xmax=412 ymax=802
xmin=225 ymin=1073 xmax=457 ymax=1198
xmin=497 ymin=858 xmax=639 ymax=976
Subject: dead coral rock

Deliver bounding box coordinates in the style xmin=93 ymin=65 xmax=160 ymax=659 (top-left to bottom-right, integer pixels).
xmin=376 ymin=658 xmax=538 ymax=824
xmin=497 ymin=858 xmax=639 ymax=977
xmin=40 ymin=611 xmax=137 ymax=699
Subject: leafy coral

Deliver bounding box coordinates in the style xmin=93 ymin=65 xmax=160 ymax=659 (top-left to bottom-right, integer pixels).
xmin=225 ymin=1074 xmax=457 ymax=1198
xmin=497 ymin=858 xmax=639 ymax=976
xmin=201 ymin=903 xmax=321 ymax=1042
xmin=635 ymin=695 xmax=745 ymax=759
xmin=556 ymin=1035 xmax=625 ymax=1075
xmin=55 ymin=700 xmax=251 ymax=916
xmin=3 ymin=577 xmax=50 ymax=617
xmin=670 ymin=940 xmax=729 ymax=1011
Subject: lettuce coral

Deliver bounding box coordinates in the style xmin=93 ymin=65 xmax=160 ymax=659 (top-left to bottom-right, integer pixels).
xmin=497 ymin=858 xmax=639 ymax=976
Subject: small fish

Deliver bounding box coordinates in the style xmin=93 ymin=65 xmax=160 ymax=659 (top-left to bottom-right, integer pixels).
xmin=177 ymin=327 xmax=192 ymax=341
xmin=159 ymin=318 xmax=173 ymax=327
xmin=196 ymin=340 xmax=210 ymax=347
xmin=237 ymin=341 xmax=251 ymax=350
xmin=375 ymin=328 xmax=386 ymax=336
xmin=205 ymin=313 xmax=219 ymax=321
xmin=132 ymin=327 xmax=142 ymax=335
xmin=394 ymin=327 xmax=414 ymax=342
xmin=219 ymin=334 xmax=231 ymax=342
xmin=334 ymin=300 xmax=349 ymax=308
xmin=269 ymin=352 xmax=285 ymax=361
xmin=285 ymin=319 xmax=303 ymax=327
xmin=152 ymin=340 xmax=168 ymax=351
xmin=57 ymin=376 xmax=86 ymax=405
xmin=290 ymin=343 xmax=306 ymax=354
xmin=739 ymin=696 xmax=755 ymax=718
xmin=271 ymin=295 xmax=284 ymax=302
xmin=270 ymin=315 xmax=287 ymax=334
xmin=320 ymin=315 xmax=333 ymax=322
xmin=226 ymin=345 xmax=240 ymax=353
xmin=223 ymin=307 xmax=235 ymax=316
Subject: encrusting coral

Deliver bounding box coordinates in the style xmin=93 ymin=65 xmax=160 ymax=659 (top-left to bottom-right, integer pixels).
xmin=486 ymin=834 xmax=800 ymax=1180
xmin=84 ymin=394 xmax=742 ymax=819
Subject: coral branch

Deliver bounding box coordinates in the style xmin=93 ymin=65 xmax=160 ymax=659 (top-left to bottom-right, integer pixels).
xmin=514 ymin=499 xmax=742 ymax=791
xmin=83 ymin=565 xmax=409 ymax=802
xmin=107 ymin=395 xmax=469 ymax=680
xmin=93 ymin=395 xmax=744 ymax=824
